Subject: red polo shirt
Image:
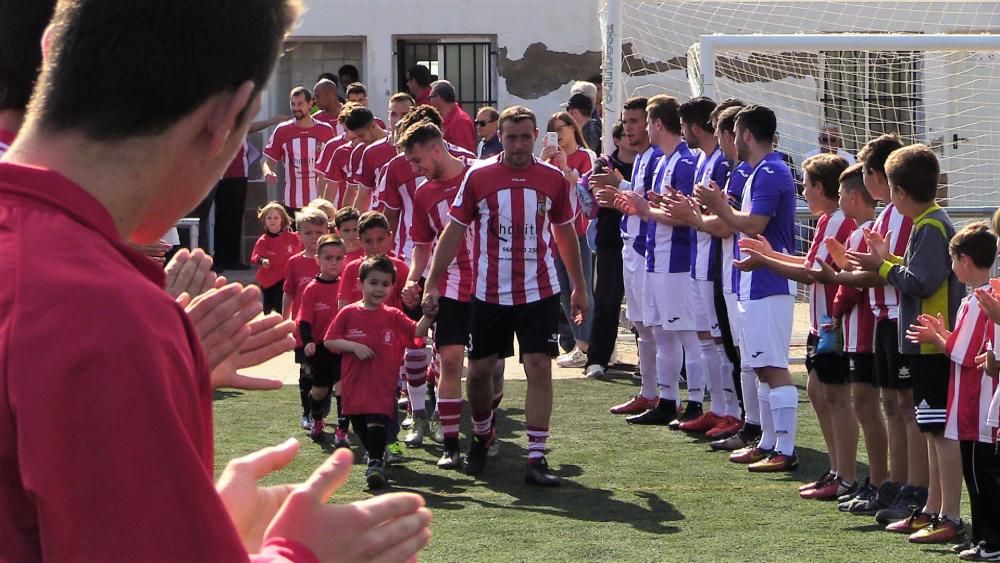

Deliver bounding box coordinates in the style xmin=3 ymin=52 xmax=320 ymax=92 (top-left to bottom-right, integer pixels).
xmin=0 ymin=162 xmax=313 ymax=561
xmin=442 ymin=105 xmax=477 ymax=154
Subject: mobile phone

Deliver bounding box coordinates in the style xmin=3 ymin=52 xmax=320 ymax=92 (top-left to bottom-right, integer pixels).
xmin=544 ymin=132 xmax=558 ymax=147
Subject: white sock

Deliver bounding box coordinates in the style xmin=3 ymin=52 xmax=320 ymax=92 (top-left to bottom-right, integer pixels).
xmin=757 ymin=381 xmax=776 ymax=451
xmin=635 ymin=322 xmax=658 ymax=400
xmin=741 ymin=368 xmax=760 ymax=425
xmin=678 ymin=331 xmax=706 ymax=404
xmin=770 ymin=384 xmax=799 ymax=456
xmin=701 ymin=339 xmax=724 ymax=414
xmin=718 ymin=343 xmax=740 ymax=417
xmin=652 ymin=326 xmax=683 ymax=401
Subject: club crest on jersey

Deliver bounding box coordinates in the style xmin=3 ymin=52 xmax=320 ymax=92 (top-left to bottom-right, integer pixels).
xmin=383 ymin=329 xmax=394 ymax=344
xmin=537 ymin=200 xmax=547 ymax=216
xmin=288 ymin=245 xmax=296 ymax=253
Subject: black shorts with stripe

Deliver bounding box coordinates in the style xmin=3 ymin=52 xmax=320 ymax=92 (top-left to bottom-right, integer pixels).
xmin=907 ymin=353 xmax=950 ymax=433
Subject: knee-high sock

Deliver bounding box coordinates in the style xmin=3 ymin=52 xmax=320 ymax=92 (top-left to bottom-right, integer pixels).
xmin=652 ymin=326 xmax=684 ymax=401
xmin=336 ymin=394 xmax=348 ymax=432
xmin=741 ymin=368 xmax=761 ymax=425
xmin=298 ymin=370 xmax=312 ymax=418
xmin=770 ymin=385 xmax=799 ymax=456
xmin=677 ymin=330 xmax=706 ymax=404
xmin=701 ymin=339 xmax=723 ymax=412
xmin=490 ymin=361 xmax=505 ymax=434
xmin=757 ymin=381 xmax=776 ymax=451
xmin=367 ymin=423 xmax=388 ymax=463
xmin=437 ymin=397 xmax=463 ymax=442
xmin=404 ymin=345 xmax=430 ymax=417
xmin=526 ymin=425 xmax=548 ymax=461
xmin=718 ymin=343 xmax=740 ymax=417
xmin=634 ymin=322 xmax=658 ymax=400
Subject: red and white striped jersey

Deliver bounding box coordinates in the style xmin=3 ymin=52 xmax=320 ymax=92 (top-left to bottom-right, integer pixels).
xmin=349 ymin=143 xmax=366 ymax=186
xmin=869 ymin=203 xmax=913 ymax=320
xmin=315 ymin=135 xmax=349 ymax=207
xmin=944 ymin=290 xmax=997 ymax=443
xmin=838 ymin=221 xmax=876 ymax=353
xmin=0 ymin=128 xmax=15 ymax=158
xmin=311 ymin=110 xmax=345 ymax=136
xmin=804 ymin=209 xmax=856 ymax=336
xmin=411 ymin=163 xmax=475 ymax=302
xmin=354 ymin=137 xmax=396 ymax=191
xmin=378 ymin=144 xmax=476 ymax=261
xmin=264 ymin=120 xmax=335 ymax=208
xmin=450 ymin=154 xmax=577 ymax=305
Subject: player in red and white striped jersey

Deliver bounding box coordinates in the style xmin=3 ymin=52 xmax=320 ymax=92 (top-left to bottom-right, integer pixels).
xmin=908 ymin=222 xmax=998 ymax=538
xmin=825 ymin=164 xmax=890 ymax=508
xmin=263 ymin=86 xmax=336 ymax=210
xmin=311 ymin=79 xmax=344 ymax=135
xmin=423 ymin=106 xmax=587 ymax=486
xmin=341 ymin=104 xmax=393 ymax=213
xmin=397 ymin=122 xmax=477 ymax=468
xmin=315 ymin=133 xmax=350 ymax=207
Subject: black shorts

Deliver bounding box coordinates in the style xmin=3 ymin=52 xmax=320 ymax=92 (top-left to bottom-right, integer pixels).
xmin=873 ymin=319 xmax=912 ymax=389
xmin=294 ymin=345 xmax=307 ymax=365
xmin=434 ymin=297 xmax=472 ymax=348
xmin=805 ymin=333 xmax=849 ymax=384
xmin=468 ymin=295 xmax=560 ymax=360
xmin=308 ymin=346 xmax=342 ymax=387
xmin=848 ymin=353 xmax=876 ymax=385
xmin=908 ymin=353 xmax=950 ymax=433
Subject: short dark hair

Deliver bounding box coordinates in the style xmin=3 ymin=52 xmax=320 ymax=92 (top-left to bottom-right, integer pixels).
xmin=334 ymin=206 xmax=360 ymax=228
xmin=358 ymin=210 xmax=390 ymax=235
xmin=622 ymin=96 xmax=648 ymax=113
xmin=477 ymin=106 xmax=499 ymax=122
xmin=338 ymin=64 xmax=359 ymax=83
xmin=316 ymin=233 xmax=346 ymax=255
xmin=612 ymin=121 xmax=625 ymax=139
xmin=857 ymin=134 xmax=905 ymax=175
xmin=389 ymin=92 xmax=415 ymax=105
xmin=949 ymin=222 xmax=997 ymax=269
xmin=646 ymin=94 xmax=682 ymax=135
xmin=397 ymin=121 xmax=443 ymax=151
xmin=802 ymin=153 xmax=849 ymax=201
xmin=498 ymin=105 xmax=537 ymax=132
xmin=407 ymin=64 xmax=432 ymax=87
xmin=430 ymin=80 xmax=458 ymax=104
xmin=715 ymin=106 xmax=742 ymax=135
xmin=0 ymin=0 xmax=56 ymax=112
xmin=359 ymin=255 xmax=396 ymax=283
xmin=317 ymin=72 xmax=339 ymax=85
xmin=290 ymin=86 xmax=312 ymax=103
xmin=345 ymin=82 xmax=367 ymax=97
xmin=885 ymin=143 xmax=939 ymax=203
xmin=31 ymin=0 xmax=299 ymax=140
xmin=710 ymin=98 xmax=744 ymax=127
xmin=734 ymin=105 xmax=777 ymax=144
xmin=342 ymin=104 xmax=374 ymax=132
xmin=678 ymin=97 xmax=717 ymax=134
xmin=566 ymin=93 xmax=594 ymax=115
xmin=839 ymin=163 xmax=875 ymax=207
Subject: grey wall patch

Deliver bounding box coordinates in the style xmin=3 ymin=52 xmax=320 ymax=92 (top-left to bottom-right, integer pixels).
xmin=624 ymin=41 xmax=818 ymax=83
xmin=499 ymin=43 xmax=601 ymax=99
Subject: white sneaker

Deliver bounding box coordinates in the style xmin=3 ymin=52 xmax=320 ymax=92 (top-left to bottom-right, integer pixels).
xmin=585 ymin=364 xmax=605 ymax=379
xmin=556 ymin=347 xmax=587 ymax=368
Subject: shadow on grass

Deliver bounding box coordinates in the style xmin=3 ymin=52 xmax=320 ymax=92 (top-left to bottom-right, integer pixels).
xmin=213 ymin=389 xmax=245 ymax=401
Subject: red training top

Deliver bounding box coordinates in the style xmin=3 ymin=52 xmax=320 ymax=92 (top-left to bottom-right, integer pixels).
xmin=297 ymin=276 xmax=342 ymax=343
xmin=338 ymin=255 xmax=409 ymax=310
xmin=442 ymin=105 xmax=477 ymax=154
xmin=252 ymin=229 xmax=303 ymax=288
xmin=325 ymin=303 xmax=418 ymax=417
xmin=283 ymin=252 xmax=321 ymax=345
xmin=0 ymin=162 xmax=314 ymax=561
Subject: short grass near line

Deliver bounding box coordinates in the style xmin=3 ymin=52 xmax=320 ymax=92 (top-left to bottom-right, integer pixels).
xmin=213 ymin=369 xmax=968 ymax=562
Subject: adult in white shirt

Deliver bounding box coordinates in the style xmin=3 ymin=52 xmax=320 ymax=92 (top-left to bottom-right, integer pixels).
xmin=804 ymin=123 xmax=856 ymax=164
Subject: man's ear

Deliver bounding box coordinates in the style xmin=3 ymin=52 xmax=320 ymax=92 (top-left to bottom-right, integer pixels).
xmin=205 ymin=80 xmax=257 ymax=156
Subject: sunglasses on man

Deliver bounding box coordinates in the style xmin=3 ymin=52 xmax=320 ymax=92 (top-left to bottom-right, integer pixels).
xmin=475 ymin=119 xmax=495 ymax=127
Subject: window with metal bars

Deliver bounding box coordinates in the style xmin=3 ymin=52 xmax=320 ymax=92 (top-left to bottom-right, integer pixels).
xmin=396 ymin=39 xmax=497 ymax=116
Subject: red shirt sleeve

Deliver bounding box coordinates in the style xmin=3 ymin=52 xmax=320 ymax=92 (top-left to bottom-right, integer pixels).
xmin=409 ymin=193 xmax=434 ymax=244
xmin=338 ymin=260 xmax=361 ymax=305
xmin=253 ymin=538 xmax=320 ymax=563
xmin=251 ymin=234 xmax=268 ymax=265
xmin=832 ymin=284 xmax=862 ymax=319
xmin=394 ymin=307 xmax=418 ymax=343
xmin=264 ymin=126 xmax=284 ymax=161
xmin=298 ymin=282 xmax=316 ymax=326
xmin=449 ymin=171 xmax=478 ymax=226
xmin=548 ymin=172 xmax=575 ymax=226
xmin=378 ymin=161 xmax=405 ymax=210
xmin=283 ymin=257 xmax=298 ymax=295
xmin=325 ymin=306 xmax=349 ymax=342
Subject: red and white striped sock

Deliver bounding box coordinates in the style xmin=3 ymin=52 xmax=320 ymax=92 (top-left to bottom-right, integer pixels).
xmin=404 ymin=345 xmax=430 ymax=415
xmin=437 ymin=397 xmax=463 ymax=440
xmin=472 ymin=411 xmax=493 ymax=439
xmin=526 ymin=425 xmax=549 ymax=461
xmin=489 ymin=391 xmax=504 ymax=434
xmin=427 ymin=345 xmax=441 ymax=386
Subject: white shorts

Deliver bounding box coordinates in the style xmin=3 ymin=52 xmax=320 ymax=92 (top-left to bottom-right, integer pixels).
xmin=737 ymin=294 xmax=794 ymax=370
xmin=690 ymin=279 xmax=721 ymax=337
xmin=643 ymin=272 xmax=696 ymax=330
xmin=723 ymin=292 xmax=741 ymax=347
xmin=623 ymin=249 xmax=647 ymax=323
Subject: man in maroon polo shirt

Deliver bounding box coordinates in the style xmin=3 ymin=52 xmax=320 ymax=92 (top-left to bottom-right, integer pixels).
xmin=428 ymin=79 xmax=477 ymax=154
xmin=0 ymin=0 xmax=430 ymax=560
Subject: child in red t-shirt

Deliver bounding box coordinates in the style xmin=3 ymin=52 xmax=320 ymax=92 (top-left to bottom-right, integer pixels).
xmin=282 ymin=207 xmax=329 ymax=429
xmin=298 ymin=234 xmax=347 ymax=443
xmin=250 ymin=202 xmax=301 ymax=314
xmin=334 ymin=206 xmax=365 ymax=264
xmin=338 ymin=211 xmax=409 ymax=309
xmin=325 ymin=256 xmax=432 ymax=489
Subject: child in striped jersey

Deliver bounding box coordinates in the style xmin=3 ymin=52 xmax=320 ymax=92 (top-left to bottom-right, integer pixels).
xmin=826 ymin=164 xmax=888 ymax=509
xmin=907 ymin=222 xmax=997 ymax=546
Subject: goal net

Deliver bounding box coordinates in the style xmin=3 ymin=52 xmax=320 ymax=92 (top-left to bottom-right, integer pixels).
xmin=603 ymin=0 xmax=1000 ymax=347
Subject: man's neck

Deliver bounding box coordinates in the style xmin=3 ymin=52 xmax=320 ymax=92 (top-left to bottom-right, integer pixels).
xmin=294 ymin=116 xmax=315 ymax=129
xmin=849 ymin=208 xmax=876 ymax=224
xmin=632 ymin=139 xmax=651 ymax=155
xmin=0 ymin=109 xmax=25 ymax=136
xmin=745 ymin=144 xmax=770 ymax=167
xmin=816 ymin=201 xmax=839 ymax=216
xmin=909 ymin=201 xmax=937 ymax=219
xmin=440 ymin=104 xmax=454 ymax=119
xmin=968 ymin=271 xmax=992 ymax=288
xmin=440 ymin=154 xmax=466 ymax=180
xmin=655 ymin=133 xmax=682 ymax=156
